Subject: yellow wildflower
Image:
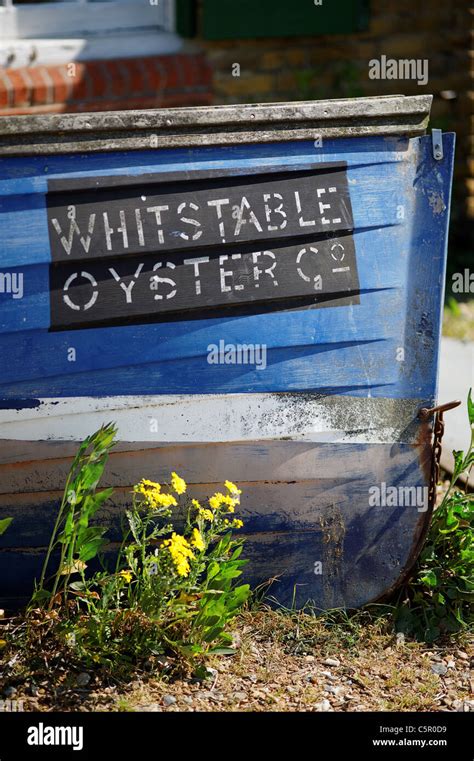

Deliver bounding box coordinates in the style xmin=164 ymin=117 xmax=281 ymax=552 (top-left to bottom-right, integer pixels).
xmin=191 ymin=499 xmax=201 ymax=510
xmin=135 ymin=478 xmax=177 ymax=510
xmin=232 ymin=519 xmax=244 ymax=529
xmin=119 ymin=570 xmax=133 ymax=583
xmin=152 ymin=493 xmax=178 ymax=509
xmin=135 ymin=479 xmax=161 ymax=492
xmin=225 ymin=480 xmax=242 ymax=496
xmin=171 ymin=471 xmax=187 ymax=495
xmin=198 ymin=507 xmax=214 ymax=522
xmin=209 ymin=492 xmax=238 ymax=512
xmin=191 ymin=528 xmax=205 ymax=551
xmin=162 ymin=532 xmax=195 ymax=577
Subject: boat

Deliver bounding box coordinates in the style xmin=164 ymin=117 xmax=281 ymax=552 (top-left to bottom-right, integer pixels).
xmin=0 ymin=95 xmax=455 ymax=607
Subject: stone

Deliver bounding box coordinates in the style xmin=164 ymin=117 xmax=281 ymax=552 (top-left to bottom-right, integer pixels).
xmin=322 ymin=657 xmax=341 ymax=667
xmin=315 ymin=698 xmax=332 ymax=712
xmin=163 ymin=695 xmax=177 ymax=707
xmin=76 ymin=672 xmax=91 ymax=687
xmin=325 ymin=685 xmax=343 ymax=696
xmin=431 ymin=663 xmax=448 ymax=676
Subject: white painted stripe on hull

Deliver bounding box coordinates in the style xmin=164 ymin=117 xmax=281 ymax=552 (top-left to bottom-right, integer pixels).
xmin=0 ymin=393 xmax=421 ymax=445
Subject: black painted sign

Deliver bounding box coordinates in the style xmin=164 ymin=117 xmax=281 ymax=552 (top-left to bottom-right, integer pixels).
xmin=47 ymin=164 xmax=358 ymax=330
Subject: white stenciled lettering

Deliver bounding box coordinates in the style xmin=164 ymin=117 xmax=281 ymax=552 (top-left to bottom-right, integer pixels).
xmin=51 ymin=209 xmax=96 ymax=256
xmin=233 ymin=196 xmax=263 ymax=236
xmin=150 ymin=262 xmax=177 ymax=300
xmin=263 ymin=193 xmax=287 ymax=231
xmin=63 ymin=271 xmax=98 ymax=311
xmin=147 ymin=205 xmax=170 ymax=244
xmin=219 ymin=254 xmax=245 ymax=292
xmin=135 ymin=208 xmax=145 ymax=246
xmin=207 ymin=198 xmax=230 ymax=242
xmin=296 ymin=247 xmax=322 ymax=290
xmin=294 ymin=191 xmax=315 ymax=227
xmin=252 ymin=251 xmax=278 ymax=288
xmin=183 ymin=256 xmax=210 ymax=295
xmin=108 ymin=263 xmax=144 ymax=304
xmin=102 ymin=211 xmax=129 ymax=250
xmin=177 ymin=201 xmax=202 ymax=241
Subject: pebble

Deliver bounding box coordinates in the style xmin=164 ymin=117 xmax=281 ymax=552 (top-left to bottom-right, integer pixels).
xmin=197 ymin=690 xmax=223 ymax=702
xmin=457 ymin=651 xmax=469 ymax=661
xmin=232 ymin=691 xmax=248 ymax=701
xmin=208 ymin=692 xmax=224 ymax=702
xmin=305 ymin=655 xmax=315 ymax=662
xmin=163 ymin=695 xmax=176 ymax=707
xmin=431 ymin=663 xmax=448 ymax=676
xmin=76 ymin=673 xmax=91 ymax=687
xmin=314 ymin=698 xmax=332 ymax=712
xmin=396 ymin=632 xmax=405 ymax=645
xmin=322 ymin=657 xmax=341 ymax=667
xmin=325 ymin=685 xmax=343 ymax=696
xmin=140 ymin=703 xmax=162 ymax=712
xmin=446 ymin=660 xmax=456 ymax=669
xmin=182 ymin=696 xmax=193 ymax=705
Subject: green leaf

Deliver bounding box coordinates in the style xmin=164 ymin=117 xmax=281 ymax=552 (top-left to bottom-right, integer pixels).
xmin=420 ymin=571 xmax=438 ymax=587
xmin=0 ymin=517 xmax=13 ymax=536
xmin=467 ymin=388 xmax=474 ymax=426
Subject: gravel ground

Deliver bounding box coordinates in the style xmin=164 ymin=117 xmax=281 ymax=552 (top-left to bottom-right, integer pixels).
xmin=5 ymin=610 xmax=472 ymax=713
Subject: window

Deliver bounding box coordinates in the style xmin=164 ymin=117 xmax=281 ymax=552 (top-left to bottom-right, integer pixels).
xmin=0 ymin=0 xmax=182 ymax=66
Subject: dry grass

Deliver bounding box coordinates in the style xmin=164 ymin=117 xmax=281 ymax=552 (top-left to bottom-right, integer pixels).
xmin=3 ymin=607 xmax=472 ymax=713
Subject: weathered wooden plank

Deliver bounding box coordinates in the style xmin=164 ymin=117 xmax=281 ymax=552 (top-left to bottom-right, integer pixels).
xmin=0 ymin=504 xmax=430 ymax=609
xmin=0 ymin=96 xmax=432 ymax=156
xmin=0 ymin=479 xmax=360 ymax=547
xmin=0 ymin=438 xmax=431 ymax=495
xmin=0 ymin=394 xmax=423 ymax=447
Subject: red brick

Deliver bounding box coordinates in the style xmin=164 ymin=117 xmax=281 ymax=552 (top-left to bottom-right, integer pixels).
xmin=27 ymin=67 xmax=49 ymax=106
xmin=71 ymin=64 xmax=90 ymax=101
xmin=45 ymin=66 xmax=71 ymax=105
xmin=0 ymin=70 xmax=14 ymax=108
xmin=0 ymin=52 xmax=213 ymax=114
xmin=6 ymin=70 xmax=30 ymax=107
xmin=103 ymin=60 xmax=130 ymax=98
xmin=122 ymin=58 xmax=147 ymax=95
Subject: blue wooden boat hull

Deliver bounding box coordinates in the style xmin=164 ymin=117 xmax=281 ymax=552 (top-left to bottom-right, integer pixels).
xmin=0 ymin=103 xmax=455 ymax=608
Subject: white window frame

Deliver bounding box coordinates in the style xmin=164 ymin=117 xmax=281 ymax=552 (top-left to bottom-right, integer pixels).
xmin=0 ymin=0 xmax=182 ymax=67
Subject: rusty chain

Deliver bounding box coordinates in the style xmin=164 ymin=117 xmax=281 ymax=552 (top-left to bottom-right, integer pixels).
xmin=418 ymin=400 xmax=461 ymax=510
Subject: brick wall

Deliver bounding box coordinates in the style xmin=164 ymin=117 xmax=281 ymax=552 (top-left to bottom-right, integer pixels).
xmin=200 ymin=0 xmax=471 ymax=230
xmin=0 ymin=52 xmax=212 ymax=115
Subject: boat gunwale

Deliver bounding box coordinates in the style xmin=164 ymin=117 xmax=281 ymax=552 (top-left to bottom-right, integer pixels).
xmin=0 ymin=95 xmax=433 ymax=156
